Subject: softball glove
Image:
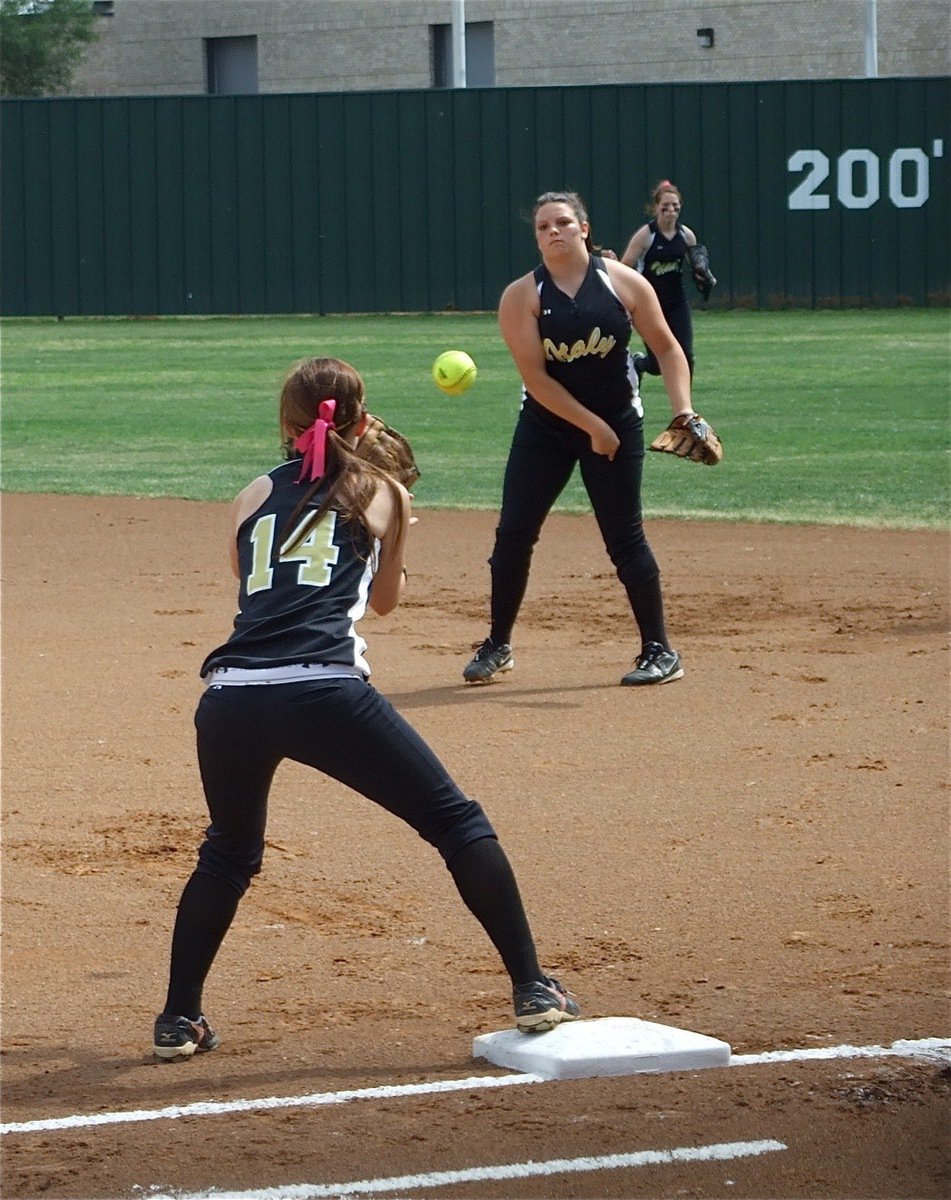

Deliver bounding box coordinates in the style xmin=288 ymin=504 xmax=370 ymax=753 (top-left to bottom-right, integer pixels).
xmin=686 ymin=244 xmax=717 ymax=301
xmin=355 ymin=415 xmax=420 ymax=489
xmin=650 ymin=413 xmax=723 ymax=465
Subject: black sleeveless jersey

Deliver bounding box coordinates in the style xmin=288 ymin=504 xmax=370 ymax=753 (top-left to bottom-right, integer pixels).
xmin=200 ymin=459 xmax=377 ymax=677
xmin=529 ymin=254 xmax=637 ymax=421
xmin=640 ymin=219 xmax=689 ymax=308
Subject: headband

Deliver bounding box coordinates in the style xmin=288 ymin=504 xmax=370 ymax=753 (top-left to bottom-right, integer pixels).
xmin=295 ymin=398 xmax=337 ymax=483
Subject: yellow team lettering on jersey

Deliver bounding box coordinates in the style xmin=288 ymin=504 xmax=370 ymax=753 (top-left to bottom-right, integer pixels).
xmin=650 ymin=260 xmax=681 ymax=277
xmin=542 ymin=325 xmax=616 ymax=363
xmin=246 ymin=510 xmax=340 ymax=594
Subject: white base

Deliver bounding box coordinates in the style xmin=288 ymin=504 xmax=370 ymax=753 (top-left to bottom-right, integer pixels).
xmin=473 ymin=1016 xmax=732 ymax=1080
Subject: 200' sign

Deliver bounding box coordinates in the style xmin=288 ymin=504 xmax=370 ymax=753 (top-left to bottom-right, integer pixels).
xmin=788 ymin=141 xmax=944 ymax=210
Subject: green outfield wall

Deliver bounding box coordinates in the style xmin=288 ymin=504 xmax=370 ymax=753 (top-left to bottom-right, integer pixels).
xmin=1 ymin=77 xmax=947 ymax=316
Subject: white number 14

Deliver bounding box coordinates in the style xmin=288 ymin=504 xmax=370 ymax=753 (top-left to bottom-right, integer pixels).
xmin=246 ymin=511 xmax=340 ymax=594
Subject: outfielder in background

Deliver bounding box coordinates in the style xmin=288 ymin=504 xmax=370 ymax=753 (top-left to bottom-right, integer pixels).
xmin=153 ymin=356 xmax=580 ymax=1059
xmin=464 ymin=190 xmax=717 ymax=690
xmin=620 ymin=179 xmax=717 ymax=383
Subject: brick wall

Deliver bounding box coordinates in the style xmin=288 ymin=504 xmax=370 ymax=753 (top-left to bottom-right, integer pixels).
xmin=67 ymin=0 xmax=950 ymax=96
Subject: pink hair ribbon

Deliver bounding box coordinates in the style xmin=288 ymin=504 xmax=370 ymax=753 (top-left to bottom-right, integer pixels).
xmin=295 ymin=398 xmax=337 ymax=483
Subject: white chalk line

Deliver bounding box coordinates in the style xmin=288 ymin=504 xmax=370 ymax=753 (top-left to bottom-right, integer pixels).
xmin=731 ymin=1036 xmax=950 ymax=1066
xmin=2 ymin=1036 xmax=947 ymax=1137
xmin=1 ymin=1072 xmax=538 ymax=1135
xmin=146 ymin=1139 xmax=788 ymax=1200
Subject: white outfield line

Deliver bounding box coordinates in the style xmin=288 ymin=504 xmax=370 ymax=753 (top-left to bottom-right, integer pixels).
xmin=1 ymin=1037 xmax=947 ymax=1137
xmin=146 ymin=1139 xmax=789 ymax=1200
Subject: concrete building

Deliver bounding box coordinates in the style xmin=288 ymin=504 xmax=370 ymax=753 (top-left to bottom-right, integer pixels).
xmin=70 ymin=0 xmax=950 ymax=97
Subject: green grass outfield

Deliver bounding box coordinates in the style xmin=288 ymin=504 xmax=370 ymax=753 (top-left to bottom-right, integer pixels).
xmin=2 ymin=309 xmax=948 ymax=529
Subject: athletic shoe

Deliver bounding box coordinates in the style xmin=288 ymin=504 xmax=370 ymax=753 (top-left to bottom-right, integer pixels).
xmin=632 ymin=352 xmax=648 ymax=382
xmin=513 ymin=976 xmax=581 ymax=1034
xmin=463 ymin=638 xmax=514 ymax=683
xmin=153 ymin=1014 xmax=220 ymax=1060
xmin=620 ymin=642 xmax=684 ymax=686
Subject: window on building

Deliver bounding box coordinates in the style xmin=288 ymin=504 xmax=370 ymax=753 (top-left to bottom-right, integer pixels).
xmin=431 ymin=21 xmax=495 ymax=88
xmin=205 ymin=36 xmax=259 ymax=95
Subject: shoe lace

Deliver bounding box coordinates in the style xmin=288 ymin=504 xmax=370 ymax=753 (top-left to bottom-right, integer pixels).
xmin=638 ymin=642 xmax=665 ymax=668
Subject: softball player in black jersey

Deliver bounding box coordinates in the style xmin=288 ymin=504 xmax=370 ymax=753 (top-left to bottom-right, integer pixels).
xmin=621 ymin=179 xmax=716 ymax=381
xmin=463 ymin=191 xmax=697 ymax=688
xmin=153 ymin=356 xmax=579 ymax=1058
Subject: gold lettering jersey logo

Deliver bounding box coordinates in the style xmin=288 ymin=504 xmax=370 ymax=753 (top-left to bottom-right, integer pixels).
xmin=542 ymin=326 xmax=617 ymax=363
xmin=650 ymin=260 xmax=681 ymax=277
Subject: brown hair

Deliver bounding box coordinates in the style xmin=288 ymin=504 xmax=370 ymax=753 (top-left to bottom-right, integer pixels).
xmin=277 ymin=356 xmax=404 ymax=557
xmin=647 ymin=179 xmax=683 ymax=214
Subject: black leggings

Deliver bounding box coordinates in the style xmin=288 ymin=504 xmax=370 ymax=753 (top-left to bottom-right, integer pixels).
xmin=642 ymin=294 xmax=694 ymax=378
xmin=488 ymin=402 xmax=669 ymax=650
xmin=162 ymin=678 xmax=542 ymax=1017
xmin=193 ymin=678 xmax=495 ymax=889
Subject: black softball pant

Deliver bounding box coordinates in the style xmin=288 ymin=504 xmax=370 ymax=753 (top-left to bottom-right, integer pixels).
xmin=642 ymin=294 xmax=694 ymax=378
xmin=162 ymin=678 xmax=542 ymax=1017
xmin=488 ymin=401 xmax=668 ymax=650
xmin=193 ymin=677 xmax=495 ymax=892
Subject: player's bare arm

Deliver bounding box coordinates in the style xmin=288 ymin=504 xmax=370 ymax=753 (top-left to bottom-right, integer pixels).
xmin=620 ymin=223 xmax=651 ymax=268
xmin=366 ymin=479 xmax=411 ymax=616
xmin=605 ymin=261 xmax=694 ymax=419
xmin=228 ymin=474 xmax=273 ymax=578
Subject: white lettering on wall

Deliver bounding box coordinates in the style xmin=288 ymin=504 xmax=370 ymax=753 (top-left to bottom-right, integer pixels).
xmin=788 ymin=146 xmax=940 ymax=210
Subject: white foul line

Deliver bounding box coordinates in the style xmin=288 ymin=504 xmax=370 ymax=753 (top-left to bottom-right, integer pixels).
xmin=2 ymin=1036 xmax=947 ymax=1137
xmin=0 ymin=1072 xmax=540 ymax=1135
xmin=146 ymin=1139 xmax=788 ymax=1200
xmin=732 ymin=1037 xmax=950 ymax=1066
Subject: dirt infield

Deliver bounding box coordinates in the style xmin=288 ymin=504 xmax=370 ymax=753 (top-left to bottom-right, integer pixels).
xmin=3 ymin=493 xmax=949 ymax=1199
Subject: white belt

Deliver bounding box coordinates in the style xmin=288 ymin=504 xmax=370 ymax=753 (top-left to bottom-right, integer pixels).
xmin=204 ymin=663 xmax=366 ymax=686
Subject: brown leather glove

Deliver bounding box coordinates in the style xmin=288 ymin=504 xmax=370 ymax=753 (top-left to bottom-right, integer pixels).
xmin=354 ymin=415 xmax=420 ymax=488
xmin=650 ymin=413 xmax=723 ymax=465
